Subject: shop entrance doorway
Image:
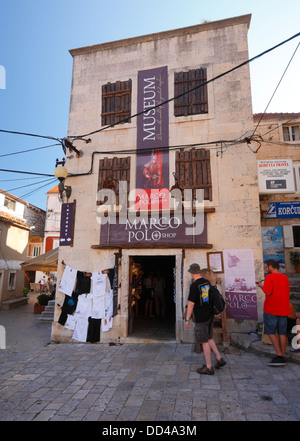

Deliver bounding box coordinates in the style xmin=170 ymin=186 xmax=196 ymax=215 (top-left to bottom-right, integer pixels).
xmin=128 ymin=255 xmax=176 ymax=341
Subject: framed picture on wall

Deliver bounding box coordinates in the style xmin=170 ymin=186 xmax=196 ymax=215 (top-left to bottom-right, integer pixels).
xmin=207 ymin=251 xmax=224 ymax=273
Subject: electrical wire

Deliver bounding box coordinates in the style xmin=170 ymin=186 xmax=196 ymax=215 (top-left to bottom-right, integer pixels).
xmin=0 ymin=143 xmax=61 ymax=158
xmin=69 ymin=31 xmax=300 ymax=140
xmin=0 ymin=168 xmax=53 ymax=177
xmin=19 ymin=178 xmax=58 ymax=199
xmin=0 ymin=129 xmax=61 ymax=143
xmin=1 ymin=177 xmax=57 ymax=193
xmin=252 ymin=41 xmax=300 ymax=137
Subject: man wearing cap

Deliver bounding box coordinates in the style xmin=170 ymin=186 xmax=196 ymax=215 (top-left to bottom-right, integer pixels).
xmin=185 ymin=263 xmax=226 ymax=375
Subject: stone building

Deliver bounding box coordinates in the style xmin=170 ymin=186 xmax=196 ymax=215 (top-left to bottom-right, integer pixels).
xmin=51 ymin=14 xmax=265 ymax=344
xmin=255 ymin=112 xmax=300 ymax=275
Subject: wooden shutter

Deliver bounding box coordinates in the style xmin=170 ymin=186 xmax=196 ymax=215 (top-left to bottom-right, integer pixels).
xmin=97 ymin=156 xmax=131 ymax=206
xmin=174 ymin=68 xmax=208 ymax=117
xmin=175 ymin=148 xmax=212 ymax=201
xmin=101 ymin=80 xmax=132 ymax=126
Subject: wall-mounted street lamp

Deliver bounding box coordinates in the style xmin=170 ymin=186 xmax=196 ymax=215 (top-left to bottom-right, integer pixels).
xmin=54 ymin=158 xmax=72 ymax=200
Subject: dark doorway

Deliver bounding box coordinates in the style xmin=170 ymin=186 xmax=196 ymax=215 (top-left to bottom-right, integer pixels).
xmin=128 ymin=255 xmax=176 ymax=341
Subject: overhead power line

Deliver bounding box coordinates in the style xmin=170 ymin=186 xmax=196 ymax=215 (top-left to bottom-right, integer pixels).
xmin=0 ymin=143 xmax=61 ymax=158
xmin=0 ymin=31 xmax=299 ymax=148
xmin=68 ymin=31 xmax=300 ymax=140
xmin=252 ymin=41 xmax=300 ymax=137
xmin=0 ymin=168 xmax=53 ymax=177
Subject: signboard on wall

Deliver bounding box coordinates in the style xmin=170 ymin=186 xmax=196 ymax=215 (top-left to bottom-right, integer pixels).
xmin=59 ymin=202 xmax=75 ymax=246
xmin=261 ymin=226 xmax=285 ymax=272
xmin=223 ymin=249 xmax=258 ymax=321
xmin=100 ymin=214 xmax=207 ymax=246
xmin=265 ymin=201 xmax=300 ymax=219
xmin=257 ymin=159 xmax=295 ymax=194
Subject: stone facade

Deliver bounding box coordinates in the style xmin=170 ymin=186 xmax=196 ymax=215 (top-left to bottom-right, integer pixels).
xmin=255 ymin=112 xmax=300 ymax=275
xmin=51 ymin=15 xmax=265 ymax=344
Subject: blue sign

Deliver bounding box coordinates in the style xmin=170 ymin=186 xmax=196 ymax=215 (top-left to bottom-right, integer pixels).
xmin=266 ymin=201 xmax=300 ymax=219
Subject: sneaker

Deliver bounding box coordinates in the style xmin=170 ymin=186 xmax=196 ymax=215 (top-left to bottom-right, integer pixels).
xmin=197 ymin=365 xmax=215 ymax=375
xmin=268 ymin=356 xmax=286 ymax=366
xmin=215 ymin=358 xmax=227 ymax=369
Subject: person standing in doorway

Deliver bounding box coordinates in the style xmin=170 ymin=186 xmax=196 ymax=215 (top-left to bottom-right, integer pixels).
xmin=185 ymin=263 xmax=226 ymax=375
xmin=143 ymin=272 xmax=154 ymax=318
xmin=153 ymin=272 xmax=166 ymax=319
xmin=257 ymin=259 xmax=290 ymax=366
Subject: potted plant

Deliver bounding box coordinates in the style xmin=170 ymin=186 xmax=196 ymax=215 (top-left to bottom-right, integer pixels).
xmin=290 ymin=251 xmax=300 ymax=273
xmin=34 ymin=293 xmax=53 ymax=314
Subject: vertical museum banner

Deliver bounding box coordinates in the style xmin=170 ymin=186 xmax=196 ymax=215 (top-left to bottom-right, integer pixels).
xmin=136 ymin=66 xmax=169 ymax=210
xmin=59 ymin=202 xmax=76 ymax=247
xmin=223 ymin=249 xmax=258 ymax=321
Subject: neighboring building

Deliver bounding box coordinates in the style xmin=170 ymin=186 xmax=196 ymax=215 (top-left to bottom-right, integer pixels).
xmin=44 ymin=186 xmax=61 ymax=253
xmin=52 ymin=14 xmax=265 ymax=344
xmin=255 ymin=113 xmax=300 ymax=275
xmin=0 ymin=190 xmax=31 ymax=307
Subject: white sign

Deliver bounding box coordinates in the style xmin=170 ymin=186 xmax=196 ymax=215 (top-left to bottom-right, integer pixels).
xmin=257 ymin=159 xmax=295 ymax=194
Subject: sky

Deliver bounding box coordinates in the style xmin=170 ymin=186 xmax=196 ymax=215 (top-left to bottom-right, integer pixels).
xmin=0 ymin=0 xmax=299 ymax=210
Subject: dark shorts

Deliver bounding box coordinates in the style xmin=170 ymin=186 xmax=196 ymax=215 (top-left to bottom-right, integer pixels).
xmin=144 ymin=288 xmax=153 ymax=300
xmin=263 ymin=312 xmax=288 ymax=336
xmin=194 ymin=318 xmax=213 ymax=343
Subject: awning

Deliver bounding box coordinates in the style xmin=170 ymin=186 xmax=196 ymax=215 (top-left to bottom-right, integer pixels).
xmin=21 ymin=247 xmax=58 ymax=272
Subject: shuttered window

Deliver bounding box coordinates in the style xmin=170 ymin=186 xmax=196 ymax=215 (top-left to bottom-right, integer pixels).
xmin=174 ymin=68 xmax=208 ymax=117
xmin=97 ymin=156 xmax=131 ymax=206
xmin=101 ymin=80 xmax=132 ymax=126
xmin=175 ymin=148 xmax=212 ymax=201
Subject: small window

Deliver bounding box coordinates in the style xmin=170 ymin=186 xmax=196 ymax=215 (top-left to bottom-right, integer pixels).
xmin=174 ymin=68 xmax=208 ymax=117
xmin=101 ymin=80 xmax=132 ymax=126
xmin=293 ymin=164 xmax=300 ymax=194
xmin=32 ymin=246 xmax=41 ymax=257
xmin=4 ymin=197 xmax=16 ymax=211
xmin=283 ymin=125 xmax=300 ymax=142
xmin=8 ymin=272 xmax=16 ymax=290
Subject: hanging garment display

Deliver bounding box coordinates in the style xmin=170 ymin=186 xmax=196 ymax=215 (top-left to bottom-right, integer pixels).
xmin=64 ymin=314 xmax=77 ymax=331
xmin=58 ymin=292 xmax=80 ymax=326
xmin=74 ymin=293 xmax=93 ymax=318
xmin=58 ymin=265 xmax=77 ymax=297
xmin=58 ymin=262 xmax=117 ymax=342
xmin=87 ymin=317 xmax=101 ymax=343
xmin=75 ymin=271 xmax=91 ymax=294
xmin=72 ymin=316 xmax=89 ymax=342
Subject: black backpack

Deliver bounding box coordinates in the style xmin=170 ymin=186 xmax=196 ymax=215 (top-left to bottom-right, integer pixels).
xmin=209 ymin=286 xmax=225 ymax=315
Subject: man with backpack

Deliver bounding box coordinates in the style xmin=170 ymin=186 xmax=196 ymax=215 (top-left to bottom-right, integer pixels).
xmin=185 ymin=264 xmax=226 ymax=375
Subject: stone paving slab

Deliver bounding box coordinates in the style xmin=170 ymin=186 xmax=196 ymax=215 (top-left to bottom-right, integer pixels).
xmin=0 ymin=342 xmax=300 ymax=422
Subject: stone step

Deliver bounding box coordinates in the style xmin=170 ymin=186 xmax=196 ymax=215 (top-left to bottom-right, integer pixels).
xmin=38 ymin=299 xmax=55 ymax=323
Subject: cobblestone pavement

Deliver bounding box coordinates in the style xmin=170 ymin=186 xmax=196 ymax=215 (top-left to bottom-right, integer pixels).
xmin=0 ymin=298 xmax=300 ymax=422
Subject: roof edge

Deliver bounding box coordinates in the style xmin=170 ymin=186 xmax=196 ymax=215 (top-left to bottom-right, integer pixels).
xmin=69 ymin=14 xmax=251 ymax=57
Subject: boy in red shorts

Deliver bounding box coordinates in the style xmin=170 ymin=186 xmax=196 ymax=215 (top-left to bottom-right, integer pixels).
xmin=258 ymin=260 xmax=290 ymax=366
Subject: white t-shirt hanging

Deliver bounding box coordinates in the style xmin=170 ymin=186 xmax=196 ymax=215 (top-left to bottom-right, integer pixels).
xmin=58 ymin=265 xmax=77 ymax=297
xmin=72 ymin=317 xmax=89 ymax=342
xmin=74 ymin=293 xmax=93 ymax=318
xmin=91 ymin=295 xmax=106 ymax=319
xmin=91 ymin=272 xmax=108 ymax=297
xmin=64 ymin=314 xmax=77 ymax=331
xmin=101 ymin=315 xmax=113 ymax=332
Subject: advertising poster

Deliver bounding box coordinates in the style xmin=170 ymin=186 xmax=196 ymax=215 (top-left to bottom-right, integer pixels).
xmin=261 ymin=226 xmax=285 ymax=272
xmin=136 ymin=66 xmax=169 ymax=210
xmin=223 ymin=249 xmax=258 ymax=320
